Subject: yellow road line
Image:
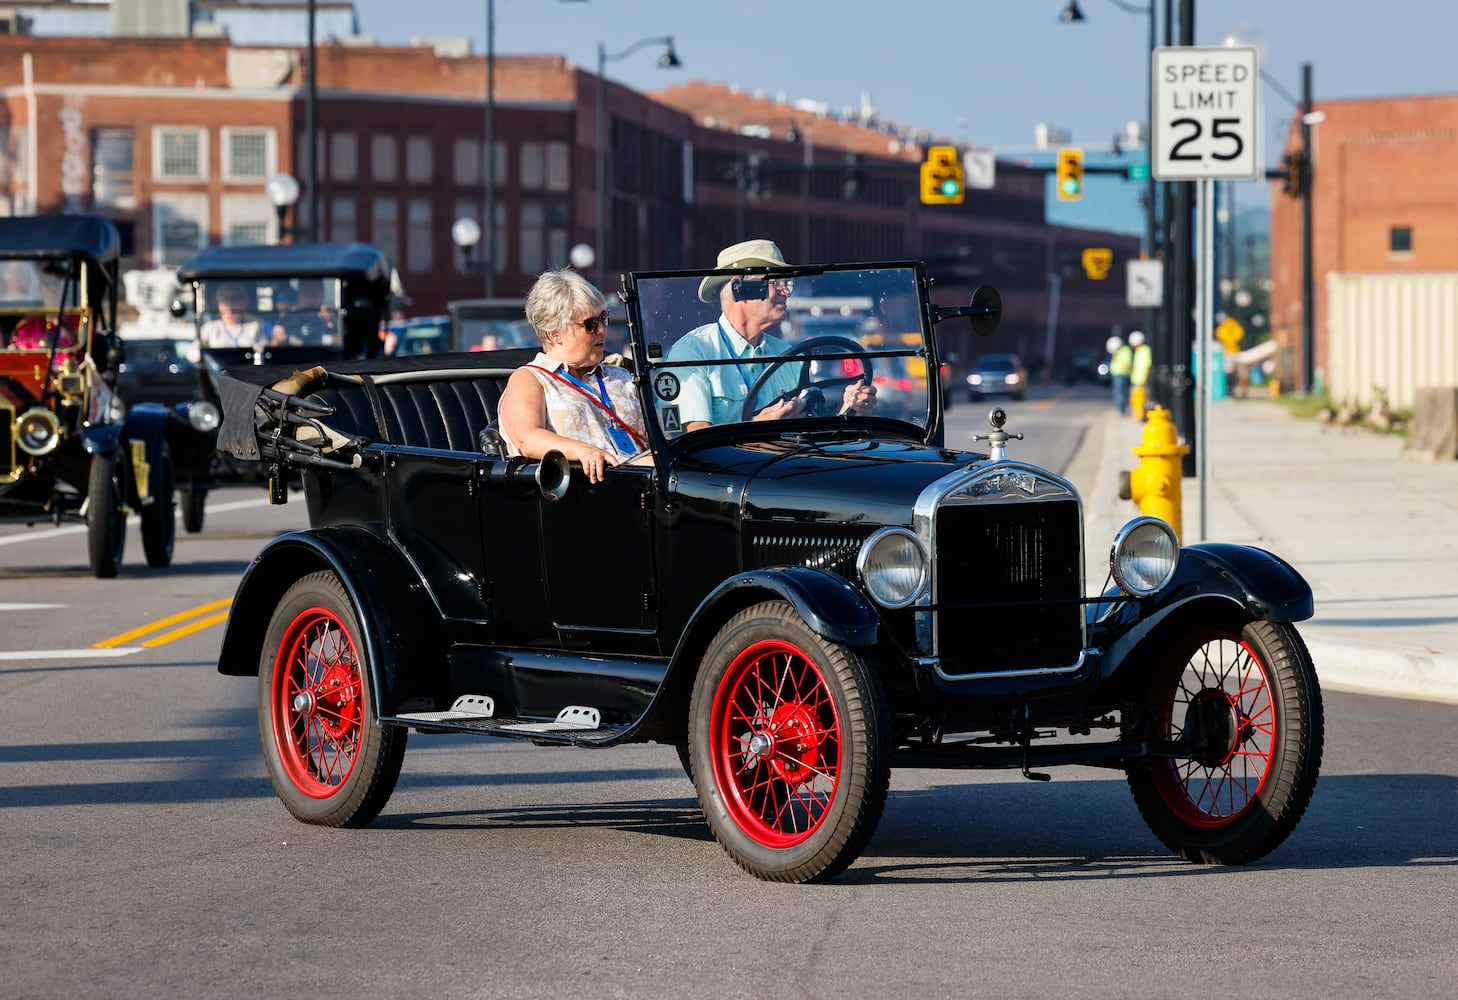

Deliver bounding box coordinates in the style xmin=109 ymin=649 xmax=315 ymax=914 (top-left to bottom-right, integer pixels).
xmin=94 ymin=599 xmax=233 ymax=649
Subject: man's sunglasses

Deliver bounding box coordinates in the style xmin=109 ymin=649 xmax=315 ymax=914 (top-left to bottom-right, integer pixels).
xmin=578 ymin=310 xmax=610 ymax=335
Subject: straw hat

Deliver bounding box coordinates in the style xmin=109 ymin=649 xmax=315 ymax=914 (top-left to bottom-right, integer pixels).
xmin=697 ymin=238 xmax=791 ymax=302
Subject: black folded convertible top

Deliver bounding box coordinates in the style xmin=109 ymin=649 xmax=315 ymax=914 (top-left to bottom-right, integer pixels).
xmin=176 ymin=242 xmax=391 ymax=284
xmin=0 ymin=215 xmax=120 ymax=263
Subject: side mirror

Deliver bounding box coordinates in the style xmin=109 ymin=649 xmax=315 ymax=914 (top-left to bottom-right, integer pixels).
xmin=968 ymin=285 xmax=1001 ymax=338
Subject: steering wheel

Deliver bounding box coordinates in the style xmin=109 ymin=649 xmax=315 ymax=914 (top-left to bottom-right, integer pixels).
xmin=739 ymin=335 xmax=876 ymax=422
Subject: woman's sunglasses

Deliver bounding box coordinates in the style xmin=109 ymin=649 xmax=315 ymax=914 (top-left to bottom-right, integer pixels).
xmin=578 ymin=310 xmax=610 ymax=335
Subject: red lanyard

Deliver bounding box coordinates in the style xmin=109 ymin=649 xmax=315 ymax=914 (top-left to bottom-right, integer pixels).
xmin=526 ymin=364 xmax=646 ymax=451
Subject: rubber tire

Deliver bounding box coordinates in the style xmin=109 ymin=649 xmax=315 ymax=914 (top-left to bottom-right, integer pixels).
xmin=180 ymin=487 xmax=206 ymax=534
xmin=140 ymin=452 xmax=176 ymax=568
xmin=1126 ymin=617 xmax=1323 ymax=865
xmin=688 ymin=600 xmax=890 ymax=883
xmin=258 ymin=571 xmax=406 ymax=827
xmin=86 ymin=450 xmax=126 ymax=579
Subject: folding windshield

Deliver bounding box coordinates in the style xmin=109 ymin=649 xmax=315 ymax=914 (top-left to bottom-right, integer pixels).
xmin=630 ymin=264 xmax=931 ymax=439
xmin=197 ymin=277 xmax=342 ymax=350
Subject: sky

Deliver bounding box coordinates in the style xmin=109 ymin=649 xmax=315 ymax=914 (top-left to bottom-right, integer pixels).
xmin=349 ymin=0 xmax=1456 ymax=210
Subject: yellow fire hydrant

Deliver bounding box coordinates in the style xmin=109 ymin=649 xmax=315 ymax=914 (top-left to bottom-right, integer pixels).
xmin=1122 ymin=404 xmax=1189 ymax=539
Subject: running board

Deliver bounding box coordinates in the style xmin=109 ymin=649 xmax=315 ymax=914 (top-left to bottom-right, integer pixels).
xmin=389 ymin=701 xmax=628 ymax=747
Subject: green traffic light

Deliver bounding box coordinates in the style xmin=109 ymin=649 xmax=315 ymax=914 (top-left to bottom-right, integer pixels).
xmin=940 ymin=178 xmax=961 ymax=197
xmin=1061 ymin=178 xmax=1080 ymax=196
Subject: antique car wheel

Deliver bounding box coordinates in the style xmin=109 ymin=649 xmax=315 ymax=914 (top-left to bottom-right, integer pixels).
xmin=180 ymin=487 xmax=205 ymax=534
xmin=86 ymin=450 xmax=126 ymax=578
xmin=689 ymin=600 xmax=889 ymax=883
xmin=258 ymin=571 xmax=406 ymax=827
xmin=1126 ymin=618 xmax=1323 ymax=865
xmin=140 ymin=451 xmax=176 ymax=567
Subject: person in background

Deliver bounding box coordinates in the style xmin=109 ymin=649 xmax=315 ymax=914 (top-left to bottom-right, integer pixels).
xmin=1128 ymin=330 xmax=1152 ymax=414
xmin=667 ymin=238 xmax=875 ymax=433
xmin=1107 ymin=334 xmax=1132 ymax=414
xmin=199 ymin=282 xmax=264 ymax=349
xmin=273 ymin=280 xmax=336 ymax=346
xmin=498 ymin=269 xmax=646 ymax=483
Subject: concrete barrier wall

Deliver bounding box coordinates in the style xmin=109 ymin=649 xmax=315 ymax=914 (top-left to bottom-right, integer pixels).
xmin=1327 ymin=272 xmax=1458 ymax=411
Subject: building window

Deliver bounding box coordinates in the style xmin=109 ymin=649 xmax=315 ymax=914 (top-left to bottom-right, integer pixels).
xmin=493 ymin=200 xmax=507 ymax=273
xmin=295 ymin=130 xmax=326 ymax=182
xmin=520 ymin=142 xmax=544 ymax=190
xmin=493 ymin=140 xmax=508 ymax=185
xmin=548 ymin=201 xmax=570 ymax=268
xmin=153 ymin=193 xmax=208 ymax=267
xmin=406 ymin=198 xmax=432 ymax=271
xmin=521 ymin=202 xmax=544 ymax=273
xmin=153 ymin=127 xmax=207 ymax=181
xmin=222 ymin=127 xmax=274 ymax=181
xmin=372 ymin=198 xmax=399 ymax=264
xmin=91 ymin=127 xmax=135 ymax=211
xmin=372 ymin=135 xmax=398 ymax=182
xmin=331 ymin=197 xmax=356 ymax=242
xmin=546 ymin=141 xmax=570 ymax=192
xmin=330 ymin=132 xmax=358 ymax=182
xmin=406 ymin=136 xmax=433 ymax=184
xmin=221 ymin=193 xmax=271 ymax=245
xmin=453 ymin=138 xmax=478 ymax=185
xmin=1390 ymin=226 xmax=1413 ymax=254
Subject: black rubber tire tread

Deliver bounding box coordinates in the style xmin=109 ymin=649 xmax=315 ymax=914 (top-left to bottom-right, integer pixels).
xmin=1127 ymin=618 xmax=1324 ymax=865
xmin=140 ymin=452 xmax=176 ymax=568
xmin=180 ymin=488 xmax=205 ymax=534
xmin=257 ymin=571 xmax=406 ymax=828
xmin=86 ymin=450 xmax=125 ymax=578
xmin=689 ymin=600 xmax=890 ymax=883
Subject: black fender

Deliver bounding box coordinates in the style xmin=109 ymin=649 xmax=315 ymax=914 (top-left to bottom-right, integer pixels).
xmin=79 ymin=420 xmax=123 ymax=457
xmin=119 ymin=402 xmax=172 ymax=510
xmin=1091 ymin=542 xmax=1313 ymax=687
xmin=635 ymin=567 xmax=880 ymax=744
xmin=217 ymin=527 xmax=446 ymax=719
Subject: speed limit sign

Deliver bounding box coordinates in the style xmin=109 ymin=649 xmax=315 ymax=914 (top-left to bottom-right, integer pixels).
xmin=1152 ymin=46 xmax=1260 ymax=181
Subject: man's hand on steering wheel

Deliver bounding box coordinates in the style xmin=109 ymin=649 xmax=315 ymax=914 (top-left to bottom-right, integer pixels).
xmin=740 ymin=335 xmax=877 ymax=422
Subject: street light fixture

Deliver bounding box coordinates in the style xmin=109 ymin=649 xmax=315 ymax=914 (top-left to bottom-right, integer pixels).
xmin=265 ymin=172 xmax=300 ymax=243
xmin=596 ymin=35 xmax=680 ymax=288
xmin=451 ymin=216 xmax=483 ymax=272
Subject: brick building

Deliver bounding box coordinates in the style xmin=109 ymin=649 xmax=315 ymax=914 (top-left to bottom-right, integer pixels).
xmin=1 ymin=30 xmax=1142 ymax=373
xmin=1270 ymin=93 xmax=1458 ymax=392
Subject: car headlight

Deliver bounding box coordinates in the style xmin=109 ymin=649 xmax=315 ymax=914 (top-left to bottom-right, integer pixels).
xmin=15 ymin=408 xmax=62 ymax=456
xmin=1110 ymin=517 xmax=1180 ymax=596
xmin=968 ymin=374 xmax=983 ymax=386
xmin=857 ymin=527 xmax=928 ymax=608
xmin=186 ymin=400 xmax=222 ymax=433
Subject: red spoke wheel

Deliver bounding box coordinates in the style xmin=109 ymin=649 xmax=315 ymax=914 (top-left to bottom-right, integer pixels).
xmin=258 ymin=572 xmax=405 ymax=827
xmin=1127 ymin=618 xmax=1323 ymax=864
xmin=690 ymin=601 xmax=888 ymax=883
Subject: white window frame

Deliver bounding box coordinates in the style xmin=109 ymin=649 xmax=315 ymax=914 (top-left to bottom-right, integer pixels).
xmin=221 ymin=193 xmax=274 ymax=246
xmin=221 ymin=126 xmax=276 ymax=183
xmin=152 ymin=192 xmax=209 ymax=267
xmin=152 ymin=126 xmax=209 ymax=182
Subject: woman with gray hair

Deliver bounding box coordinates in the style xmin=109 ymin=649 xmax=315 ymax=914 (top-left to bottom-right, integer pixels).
xmin=498 ymin=269 xmax=646 ymax=483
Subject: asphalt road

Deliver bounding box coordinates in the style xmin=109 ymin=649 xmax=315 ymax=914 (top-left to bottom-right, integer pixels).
xmin=3 ymin=385 xmax=1456 ymax=998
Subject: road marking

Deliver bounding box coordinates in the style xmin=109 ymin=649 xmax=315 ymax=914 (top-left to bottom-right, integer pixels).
xmin=0 ymin=496 xmax=275 ymax=547
xmin=0 ymin=647 xmax=142 ymax=660
xmin=0 ymin=603 xmax=67 ymax=611
xmin=94 ymin=598 xmax=234 ymax=649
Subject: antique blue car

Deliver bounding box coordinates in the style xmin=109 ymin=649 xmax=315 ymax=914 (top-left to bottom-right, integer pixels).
xmin=215 ymin=258 xmax=1323 ymax=883
xmin=1 ymin=215 xmax=181 ymax=577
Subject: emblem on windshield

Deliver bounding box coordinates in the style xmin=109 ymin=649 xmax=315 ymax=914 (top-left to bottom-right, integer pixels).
xmin=654 ymin=371 xmax=681 ymax=401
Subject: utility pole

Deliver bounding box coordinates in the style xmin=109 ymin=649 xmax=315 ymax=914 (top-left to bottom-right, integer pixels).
xmin=1300 ymin=62 xmax=1315 ymax=393
xmin=1169 ymin=0 xmax=1197 ymax=475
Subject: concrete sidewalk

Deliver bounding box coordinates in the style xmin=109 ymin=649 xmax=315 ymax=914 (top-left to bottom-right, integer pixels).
xmin=1080 ymin=396 xmax=1458 ymax=706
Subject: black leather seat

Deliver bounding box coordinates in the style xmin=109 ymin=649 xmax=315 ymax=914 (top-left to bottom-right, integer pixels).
xmin=308 ymin=374 xmax=510 ymax=452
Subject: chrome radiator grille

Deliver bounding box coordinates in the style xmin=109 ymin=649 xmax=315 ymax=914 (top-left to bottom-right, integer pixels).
xmin=933 ymin=497 xmax=1083 ymax=673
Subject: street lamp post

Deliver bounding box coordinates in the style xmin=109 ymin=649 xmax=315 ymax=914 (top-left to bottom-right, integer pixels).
xmin=596 ymin=36 xmax=680 ymax=289
xmin=451 ymin=216 xmax=483 ymax=272
xmin=305 ymin=0 xmax=317 ymax=241
xmin=484 ymin=0 xmax=495 ymax=298
xmin=266 ymin=172 xmax=301 ymax=243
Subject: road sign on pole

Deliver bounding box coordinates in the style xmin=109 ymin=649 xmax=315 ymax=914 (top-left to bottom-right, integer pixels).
xmin=962 ymin=149 xmax=996 ymax=190
xmin=1152 ymin=46 xmax=1261 ymax=181
xmin=1126 ymin=259 xmax=1163 ymax=308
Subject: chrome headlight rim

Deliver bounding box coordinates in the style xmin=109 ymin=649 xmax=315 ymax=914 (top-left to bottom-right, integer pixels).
xmin=185 ymin=399 xmax=222 ymax=434
xmin=16 ymin=407 xmax=63 ymax=457
xmin=1110 ymin=516 xmax=1180 ymax=597
xmin=856 ymin=526 xmax=930 ymax=609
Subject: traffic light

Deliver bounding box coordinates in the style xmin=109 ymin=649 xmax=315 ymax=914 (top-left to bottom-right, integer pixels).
xmin=919 ymin=145 xmax=964 ymax=205
xmin=745 ymin=153 xmax=769 ymax=199
xmin=1056 ymin=147 xmax=1084 ymax=201
xmin=1281 ymin=150 xmax=1305 ymax=197
xmin=842 ymin=153 xmax=865 ymax=200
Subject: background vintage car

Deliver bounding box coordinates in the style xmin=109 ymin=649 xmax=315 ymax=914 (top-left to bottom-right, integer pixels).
xmin=213 ymin=259 xmax=1323 ymax=885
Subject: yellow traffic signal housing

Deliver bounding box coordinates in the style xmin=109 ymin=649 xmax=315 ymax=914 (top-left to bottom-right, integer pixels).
xmin=920 ymin=145 xmax=965 ymax=205
xmin=1056 ymin=147 xmax=1084 ymax=202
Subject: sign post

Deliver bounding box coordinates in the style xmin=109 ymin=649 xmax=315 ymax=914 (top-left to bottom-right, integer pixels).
xmin=1152 ymin=46 xmax=1260 ymax=540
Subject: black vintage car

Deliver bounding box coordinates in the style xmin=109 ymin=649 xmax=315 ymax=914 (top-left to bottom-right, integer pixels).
xmin=0 ymin=215 xmax=184 ymax=577
xmin=216 ymin=259 xmax=1323 ymax=883
xmin=170 ymin=241 xmax=392 ymax=532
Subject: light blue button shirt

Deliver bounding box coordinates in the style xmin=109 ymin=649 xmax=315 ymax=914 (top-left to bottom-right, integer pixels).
xmin=665 ymin=318 xmax=803 ymax=427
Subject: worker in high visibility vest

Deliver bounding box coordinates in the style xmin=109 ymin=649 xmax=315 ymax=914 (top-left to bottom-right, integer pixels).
xmin=1128 ymin=330 xmax=1153 ymax=418
xmin=1107 ymin=334 xmax=1132 ymax=414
